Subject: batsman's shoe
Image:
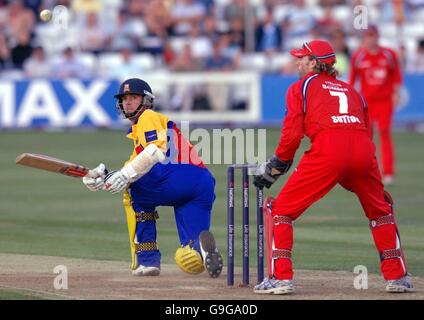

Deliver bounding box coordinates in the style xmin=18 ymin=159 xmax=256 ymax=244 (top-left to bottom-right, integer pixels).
xmin=199 ymin=230 xmax=223 ymax=278
xmin=386 ymin=276 xmax=414 ymax=293
xmin=254 ymin=277 xmax=295 ymax=295
xmin=132 ymin=265 xmax=160 ymax=276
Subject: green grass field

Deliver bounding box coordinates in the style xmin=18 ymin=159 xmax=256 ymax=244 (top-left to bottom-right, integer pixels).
xmin=1 ymin=129 xmax=423 ymax=277
xmin=0 ymin=289 xmax=45 ymax=300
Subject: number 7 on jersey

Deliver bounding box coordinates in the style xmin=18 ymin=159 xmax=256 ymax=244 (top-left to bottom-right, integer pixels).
xmin=330 ymin=91 xmax=348 ymax=114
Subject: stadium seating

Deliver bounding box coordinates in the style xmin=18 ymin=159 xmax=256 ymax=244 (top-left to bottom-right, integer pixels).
xmin=2 ymin=0 xmax=424 ymax=78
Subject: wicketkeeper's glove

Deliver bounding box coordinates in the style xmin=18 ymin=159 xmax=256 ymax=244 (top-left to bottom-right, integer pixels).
xmin=253 ymin=155 xmax=293 ymax=189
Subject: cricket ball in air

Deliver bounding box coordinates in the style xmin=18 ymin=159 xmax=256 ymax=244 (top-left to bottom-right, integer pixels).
xmin=40 ymin=9 xmax=52 ymax=22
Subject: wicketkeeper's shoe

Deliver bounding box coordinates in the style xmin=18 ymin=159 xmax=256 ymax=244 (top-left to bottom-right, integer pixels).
xmin=132 ymin=265 xmax=160 ymax=276
xmin=386 ymin=276 xmax=414 ymax=293
xmin=199 ymin=230 xmax=223 ymax=278
xmin=254 ymin=277 xmax=295 ymax=295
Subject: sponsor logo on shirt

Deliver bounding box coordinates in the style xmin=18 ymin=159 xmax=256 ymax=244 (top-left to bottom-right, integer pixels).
xmin=145 ymin=130 xmax=158 ymax=142
xmin=322 ymin=83 xmax=348 ymax=92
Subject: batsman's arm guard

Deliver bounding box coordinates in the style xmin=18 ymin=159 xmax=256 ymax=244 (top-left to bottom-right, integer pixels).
xmin=120 ymin=143 xmax=166 ymax=183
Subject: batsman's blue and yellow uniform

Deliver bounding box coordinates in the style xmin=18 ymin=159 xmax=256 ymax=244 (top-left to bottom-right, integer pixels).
xmin=123 ymin=109 xmax=215 ymax=269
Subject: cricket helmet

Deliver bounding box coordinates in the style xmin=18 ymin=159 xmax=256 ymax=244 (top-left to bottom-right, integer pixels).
xmin=114 ymin=78 xmax=155 ymax=121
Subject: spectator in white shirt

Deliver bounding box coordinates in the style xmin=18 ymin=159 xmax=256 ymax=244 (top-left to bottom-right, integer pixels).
xmin=79 ymin=12 xmax=106 ymax=55
xmin=282 ymin=0 xmax=316 ymax=50
xmin=187 ymin=23 xmax=212 ymax=59
xmin=106 ymin=9 xmax=147 ymax=52
xmin=23 ymin=46 xmax=51 ymax=77
xmin=51 ymin=47 xmax=90 ymax=78
xmin=111 ymin=47 xmax=144 ymax=79
xmin=171 ymin=0 xmax=206 ymax=36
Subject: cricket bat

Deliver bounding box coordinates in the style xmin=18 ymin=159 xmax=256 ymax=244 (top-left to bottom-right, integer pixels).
xmin=15 ymin=153 xmax=90 ymax=178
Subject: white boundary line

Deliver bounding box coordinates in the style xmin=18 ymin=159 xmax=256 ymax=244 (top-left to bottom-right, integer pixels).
xmin=0 ymin=283 xmax=83 ymax=300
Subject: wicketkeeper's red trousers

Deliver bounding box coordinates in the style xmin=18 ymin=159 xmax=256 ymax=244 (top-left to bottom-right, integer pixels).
xmin=271 ymin=130 xmax=408 ymax=281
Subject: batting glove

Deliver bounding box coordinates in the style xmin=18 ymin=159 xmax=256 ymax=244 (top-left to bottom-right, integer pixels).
xmin=82 ymin=163 xmax=108 ymax=191
xmin=103 ymin=170 xmax=130 ymax=194
xmin=253 ymin=156 xmax=293 ymax=189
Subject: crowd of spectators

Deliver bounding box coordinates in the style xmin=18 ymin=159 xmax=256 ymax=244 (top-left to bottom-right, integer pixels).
xmin=1 ymin=0 xmax=424 ymax=79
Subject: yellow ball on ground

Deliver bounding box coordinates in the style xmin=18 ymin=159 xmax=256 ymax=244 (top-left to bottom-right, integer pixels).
xmin=40 ymin=9 xmax=52 ymax=22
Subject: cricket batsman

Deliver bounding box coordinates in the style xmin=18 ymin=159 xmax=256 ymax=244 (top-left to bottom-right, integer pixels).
xmin=349 ymin=25 xmax=402 ymax=186
xmin=253 ymin=40 xmax=413 ymax=294
xmin=81 ymin=78 xmax=223 ymax=278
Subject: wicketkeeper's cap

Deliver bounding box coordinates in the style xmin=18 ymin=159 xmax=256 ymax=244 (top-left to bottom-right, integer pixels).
xmin=290 ymin=40 xmax=336 ymax=65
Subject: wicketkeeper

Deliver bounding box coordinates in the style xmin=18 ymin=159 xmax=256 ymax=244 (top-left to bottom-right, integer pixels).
xmin=253 ymin=40 xmax=413 ymax=294
xmin=82 ymin=78 xmax=223 ymax=278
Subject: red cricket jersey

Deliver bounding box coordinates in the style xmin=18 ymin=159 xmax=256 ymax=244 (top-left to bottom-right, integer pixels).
xmin=276 ymin=72 xmax=369 ymax=161
xmin=349 ymin=46 xmax=402 ymax=102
